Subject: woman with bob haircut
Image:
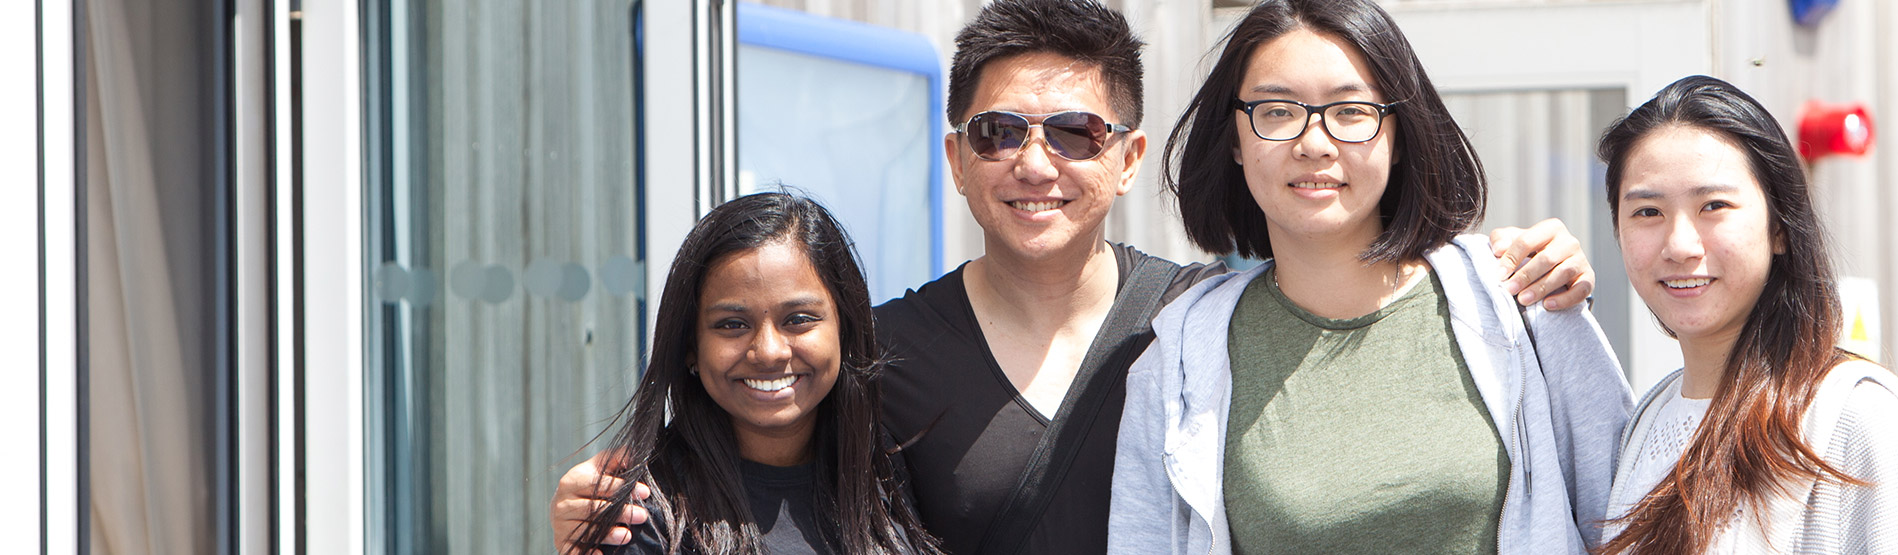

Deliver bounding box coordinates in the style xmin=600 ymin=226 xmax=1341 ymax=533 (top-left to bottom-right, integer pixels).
xmin=1108 ymin=0 xmax=1633 ymax=553
xmin=1597 ymin=75 xmax=1897 ymax=554
xmin=567 ymin=192 xmax=942 ymax=554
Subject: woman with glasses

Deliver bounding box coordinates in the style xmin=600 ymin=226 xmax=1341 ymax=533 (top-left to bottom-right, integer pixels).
xmin=1108 ymin=1 xmax=1633 ymax=553
xmin=566 ymin=192 xmax=943 ymax=555
xmin=1595 ymin=76 xmax=1896 ymax=554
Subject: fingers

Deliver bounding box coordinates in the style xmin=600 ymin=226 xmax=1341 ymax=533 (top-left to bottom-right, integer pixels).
xmin=607 ymin=525 xmax=635 ymax=545
xmin=622 ymin=500 xmax=649 ymax=525
xmin=557 ymin=458 xmax=628 ymax=500
xmin=1488 ymin=225 xmax=1526 ymax=261
xmin=1492 ymin=219 xmax=1578 ymax=296
xmin=551 ymin=450 xmax=651 ymax=553
xmin=557 ymin=474 xmax=627 ymax=502
xmin=593 ymin=446 xmax=636 ymax=474
xmin=559 ymin=526 xmax=634 ymax=554
xmin=1494 ymin=220 xmax=1560 ymax=280
xmin=1539 ymin=260 xmax=1595 ymax=311
xmin=552 ymin=494 xmax=648 ymax=523
xmin=1513 ymin=247 xmax=1591 ymax=309
xmin=552 ymin=499 xmax=644 ymax=554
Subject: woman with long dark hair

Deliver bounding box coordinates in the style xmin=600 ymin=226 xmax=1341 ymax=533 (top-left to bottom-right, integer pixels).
xmin=1596 ymin=75 xmax=1896 ymax=554
xmin=568 ymin=192 xmax=941 ymax=554
xmin=1108 ymin=1 xmax=1633 ymax=553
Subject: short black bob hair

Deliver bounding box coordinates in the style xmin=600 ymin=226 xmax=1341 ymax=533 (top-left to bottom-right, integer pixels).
xmin=1165 ymin=0 xmax=1484 ymax=262
xmin=946 ymin=0 xmax=1146 ymax=128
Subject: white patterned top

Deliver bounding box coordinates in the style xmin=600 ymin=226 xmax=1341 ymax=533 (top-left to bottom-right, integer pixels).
xmin=1604 ymin=379 xmax=1741 ymax=553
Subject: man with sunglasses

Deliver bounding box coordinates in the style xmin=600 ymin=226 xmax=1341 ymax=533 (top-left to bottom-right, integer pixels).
xmin=551 ymin=1 xmax=1596 ymax=553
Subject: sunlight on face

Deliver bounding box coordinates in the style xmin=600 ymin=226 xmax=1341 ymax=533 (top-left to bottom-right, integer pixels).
xmin=947 ymin=51 xmax=1144 ymax=261
xmin=694 ymin=241 xmax=842 ymax=459
xmin=1615 ymin=125 xmax=1778 ymax=344
xmin=1231 ymin=28 xmax=1397 ymax=248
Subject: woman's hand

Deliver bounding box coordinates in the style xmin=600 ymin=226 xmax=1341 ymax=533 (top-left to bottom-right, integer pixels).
xmin=1489 ymin=218 xmax=1594 ymax=311
xmin=551 ymin=449 xmax=650 ymax=554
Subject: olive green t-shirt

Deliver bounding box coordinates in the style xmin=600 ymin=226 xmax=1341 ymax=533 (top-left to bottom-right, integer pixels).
xmin=1223 ymin=267 xmax=1508 ymax=554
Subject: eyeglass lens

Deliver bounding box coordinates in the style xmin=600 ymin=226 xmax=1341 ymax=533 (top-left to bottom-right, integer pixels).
xmin=1249 ymin=101 xmax=1385 ymax=142
xmin=966 ymin=111 xmax=1112 ymax=161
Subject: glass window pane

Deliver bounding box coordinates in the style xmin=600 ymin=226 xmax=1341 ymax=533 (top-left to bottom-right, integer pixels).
xmin=734 ymin=4 xmax=943 ymax=304
xmin=366 ymin=1 xmax=644 ymax=553
xmin=1443 ymin=87 xmax=1631 ymax=374
xmin=736 ymin=44 xmax=934 ymax=303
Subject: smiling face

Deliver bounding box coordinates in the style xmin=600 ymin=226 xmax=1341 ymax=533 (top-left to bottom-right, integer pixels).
xmin=694 ymin=241 xmax=842 ymax=458
xmin=1616 ymin=125 xmax=1779 ymax=344
xmin=946 ymin=51 xmax=1147 ymax=261
xmin=1232 ymin=28 xmax=1397 ymax=248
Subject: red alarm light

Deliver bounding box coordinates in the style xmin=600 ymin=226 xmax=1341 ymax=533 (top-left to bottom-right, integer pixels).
xmin=1798 ymin=101 xmax=1874 ymax=160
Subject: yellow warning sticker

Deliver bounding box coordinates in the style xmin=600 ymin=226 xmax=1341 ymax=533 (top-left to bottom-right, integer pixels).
xmin=1838 ymin=277 xmax=1882 ymax=364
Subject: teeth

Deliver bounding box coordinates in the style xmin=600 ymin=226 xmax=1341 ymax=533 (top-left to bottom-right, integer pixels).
xmin=1664 ymin=278 xmax=1712 ymax=289
xmin=1290 ymin=182 xmax=1342 ymax=189
xmin=1011 ymin=200 xmax=1065 ymax=212
xmin=743 ymin=376 xmax=797 ymax=392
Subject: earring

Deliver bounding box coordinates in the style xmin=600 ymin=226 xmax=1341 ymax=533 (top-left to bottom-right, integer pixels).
xmin=688 ymin=364 xmax=698 ymax=376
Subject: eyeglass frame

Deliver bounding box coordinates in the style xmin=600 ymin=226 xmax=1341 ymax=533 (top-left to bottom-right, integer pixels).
xmin=953 ymin=110 xmax=1134 ymax=162
xmin=1233 ymin=98 xmax=1405 ymax=143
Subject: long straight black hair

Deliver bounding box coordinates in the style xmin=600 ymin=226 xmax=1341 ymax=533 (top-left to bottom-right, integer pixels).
xmin=1596 ymin=75 xmax=1861 ymax=554
xmin=572 ymin=192 xmax=941 ymax=554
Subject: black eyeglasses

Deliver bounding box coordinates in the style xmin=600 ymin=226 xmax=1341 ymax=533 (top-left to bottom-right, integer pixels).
xmin=1234 ymin=99 xmax=1404 ymax=143
xmin=955 ymin=110 xmax=1132 ymax=161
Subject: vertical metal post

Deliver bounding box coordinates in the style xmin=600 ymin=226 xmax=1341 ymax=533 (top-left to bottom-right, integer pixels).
xmin=692 ymin=0 xmax=736 ymax=214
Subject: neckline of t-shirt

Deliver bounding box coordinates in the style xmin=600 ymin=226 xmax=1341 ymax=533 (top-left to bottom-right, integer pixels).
xmin=740 ymin=458 xmax=817 ymax=486
xmin=1670 ymin=385 xmax=1716 ymax=407
xmin=948 ymin=269 xmax=1055 ymax=425
xmin=1260 ymin=265 xmax=1438 ymax=331
xmin=950 ymin=245 xmax=1139 ymax=426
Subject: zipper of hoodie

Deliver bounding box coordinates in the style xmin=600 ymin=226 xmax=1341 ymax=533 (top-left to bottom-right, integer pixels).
xmin=1495 ymin=338 xmax=1533 ymax=552
xmin=1163 ymin=452 xmax=1219 ymax=555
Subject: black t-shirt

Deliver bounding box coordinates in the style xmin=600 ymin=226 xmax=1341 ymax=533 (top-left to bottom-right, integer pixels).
xmin=618 ymin=460 xmax=833 ymax=555
xmin=875 ymin=243 xmax=1220 ymax=554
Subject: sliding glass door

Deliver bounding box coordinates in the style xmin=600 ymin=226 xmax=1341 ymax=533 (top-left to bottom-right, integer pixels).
xmin=364 ymin=0 xmax=646 ymax=552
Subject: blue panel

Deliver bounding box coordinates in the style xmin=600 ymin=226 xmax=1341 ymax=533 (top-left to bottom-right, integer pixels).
xmin=737 ymin=3 xmax=939 ymax=77
xmin=736 ymin=3 xmax=945 ymax=280
xmin=1790 ymin=0 xmax=1840 ymax=26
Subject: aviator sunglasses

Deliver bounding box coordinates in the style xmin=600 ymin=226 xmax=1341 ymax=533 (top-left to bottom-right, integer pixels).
xmin=955 ymin=110 xmax=1131 ymax=161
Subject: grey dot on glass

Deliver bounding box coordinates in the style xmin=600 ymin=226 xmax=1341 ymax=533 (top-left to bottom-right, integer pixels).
xmin=406 ymin=267 xmax=437 ymax=307
xmin=375 ymin=261 xmax=410 ymax=304
xmin=600 ymin=255 xmax=644 ymax=297
xmin=557 ymin=262 xmax=591 ymax=302
xmin=450 ymin=261 xmax=486 ymax=300
xmin=526 ymin=259 xmax=564 ymax=298
xmin=481 ymin=265 xmax=515 ymax=304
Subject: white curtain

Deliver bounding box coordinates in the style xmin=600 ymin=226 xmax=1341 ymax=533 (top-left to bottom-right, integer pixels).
xmin=83 ymin=0 xmax=213 ymax=552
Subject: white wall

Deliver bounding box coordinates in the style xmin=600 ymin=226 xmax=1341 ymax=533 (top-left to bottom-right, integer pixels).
xmin=1712 ymin=0 xmax=1898 ymax=368
xmin=1389 ymin=0 xmax=1712 ymax=397
xmin=3 ymin=0 xmax=47 ymax=551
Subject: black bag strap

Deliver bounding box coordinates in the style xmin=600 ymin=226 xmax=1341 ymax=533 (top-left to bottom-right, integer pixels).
xmin=974 ymin=256 xmax=1181 ymax=555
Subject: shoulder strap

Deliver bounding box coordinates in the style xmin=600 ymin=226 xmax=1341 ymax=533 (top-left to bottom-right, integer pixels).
xmin=973 ymin=256 xmax=1181 ymax=555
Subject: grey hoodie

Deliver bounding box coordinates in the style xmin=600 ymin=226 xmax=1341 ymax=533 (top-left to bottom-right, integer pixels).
xmin=1108 ymin=235 xmax=1634 ymax=555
